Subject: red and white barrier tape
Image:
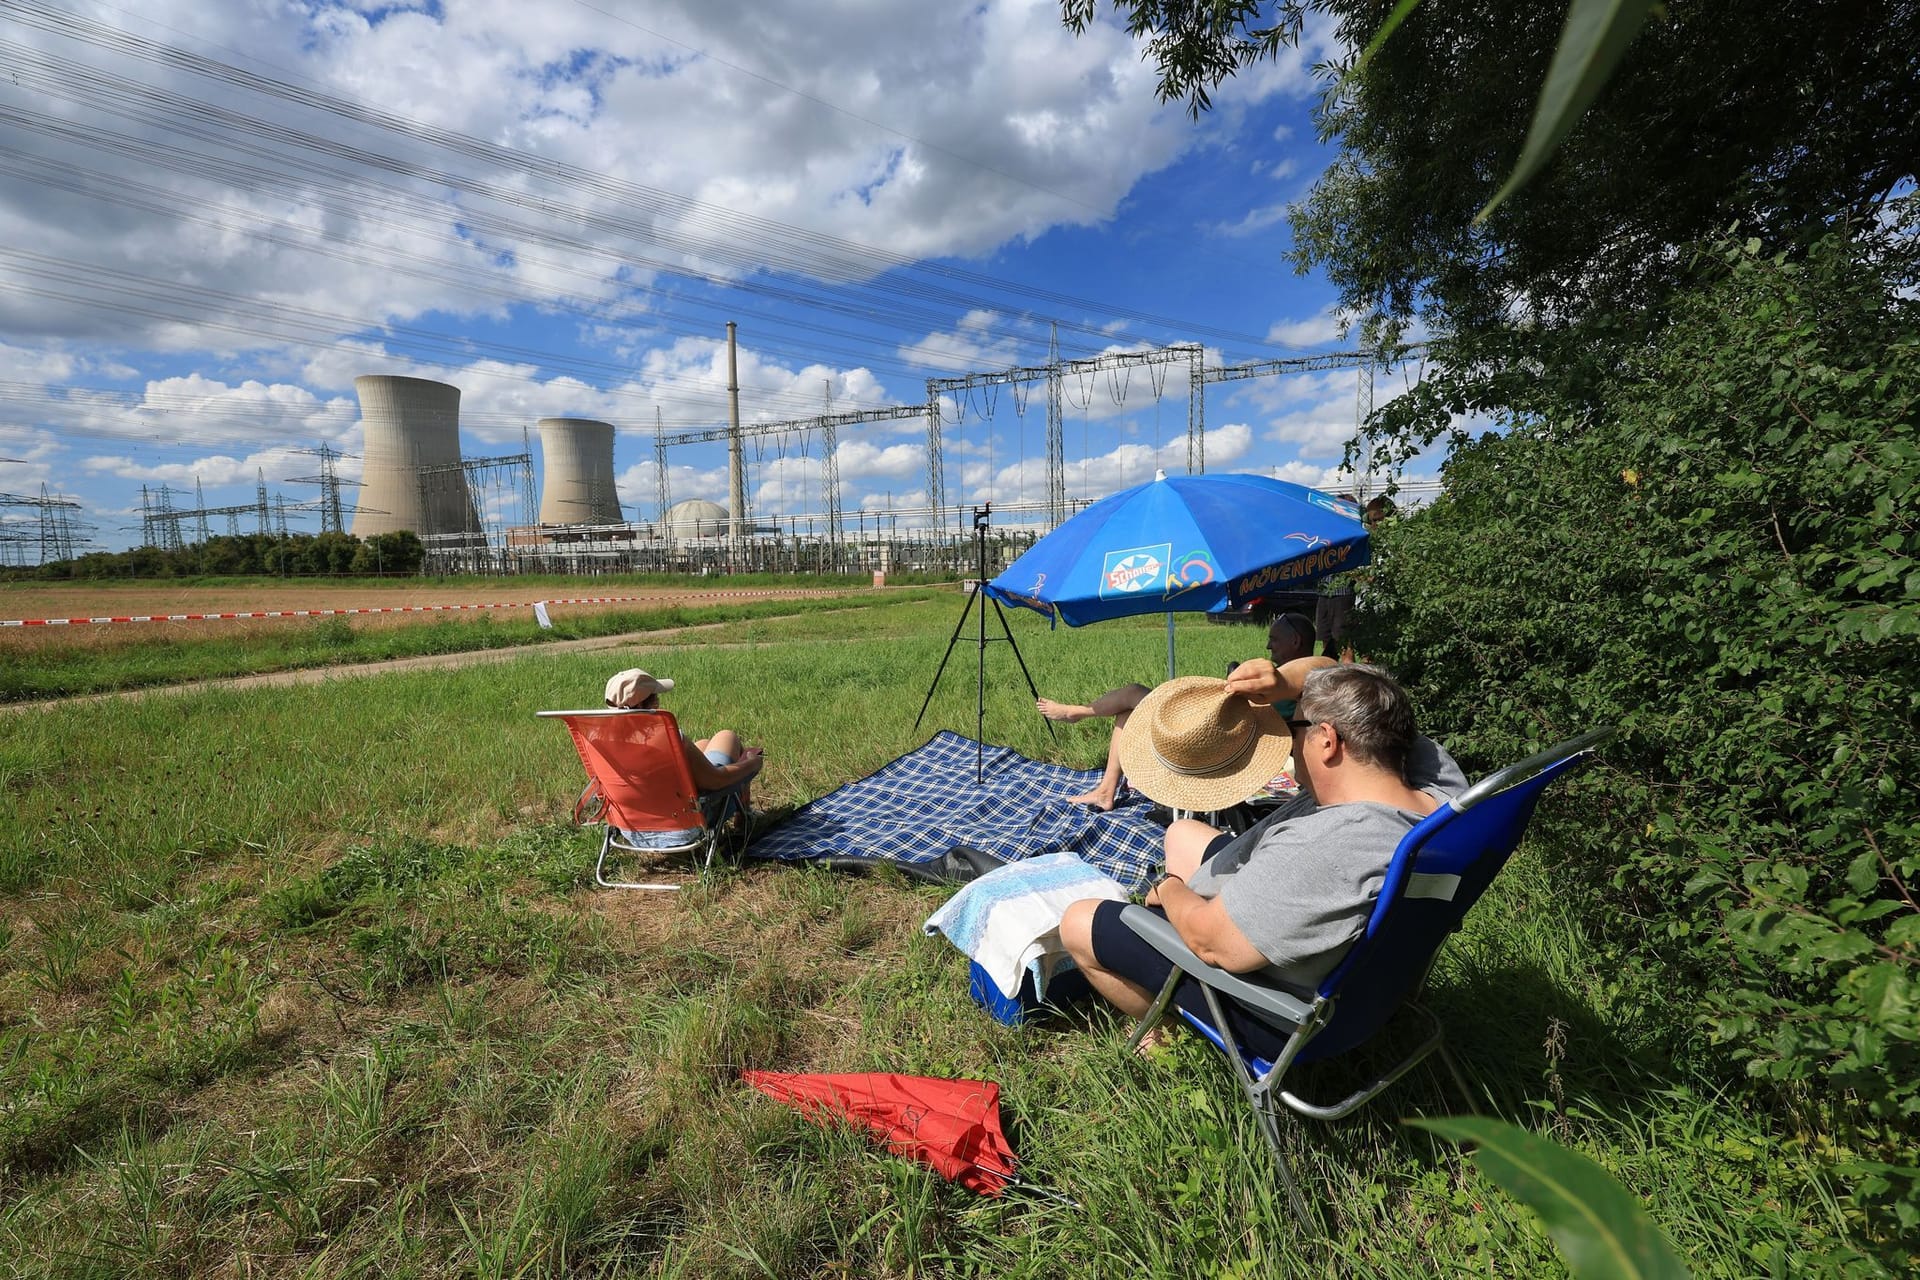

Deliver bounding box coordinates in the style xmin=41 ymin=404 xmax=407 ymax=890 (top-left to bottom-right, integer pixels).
xmin=0 ymin=590 xmax=808 ymax=627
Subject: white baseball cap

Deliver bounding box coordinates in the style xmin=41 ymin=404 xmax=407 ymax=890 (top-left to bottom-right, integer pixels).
xmin=603 ymin=668 xmax=675 ymax=707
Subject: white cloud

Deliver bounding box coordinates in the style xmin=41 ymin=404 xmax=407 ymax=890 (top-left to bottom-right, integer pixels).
xmin=1264 ymin=307 xmax=1349 ymax=348
xmin=0 ymin=2 xmax=1347 ymax=546
xmin=898 ymin=310 xmax=1027 ymax=374
xmin=1208 ymin=203 xmax=1291 ymax=238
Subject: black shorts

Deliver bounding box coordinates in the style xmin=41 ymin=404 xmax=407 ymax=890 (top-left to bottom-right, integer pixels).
xmin=1087 ymin=899 xmax=1291 ymax=1063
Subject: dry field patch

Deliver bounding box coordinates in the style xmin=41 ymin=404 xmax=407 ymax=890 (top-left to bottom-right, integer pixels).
xmin=0 ymin=583 xmax=863 ymax=661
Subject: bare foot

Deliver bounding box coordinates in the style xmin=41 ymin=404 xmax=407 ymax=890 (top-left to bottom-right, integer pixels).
xmin=1066 ymin=786 xmax=1117 ymax=811
xmin=1037 ymin=698 xmax=1095 ymax=723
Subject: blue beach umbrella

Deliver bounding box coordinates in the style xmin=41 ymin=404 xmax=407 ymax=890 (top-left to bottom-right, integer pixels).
xmin=984 ymin=471 xmax=1369 ymax=674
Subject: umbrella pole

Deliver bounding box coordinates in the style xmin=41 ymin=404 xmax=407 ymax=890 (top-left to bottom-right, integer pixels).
xmin=1166 ymin=611 xmax=1176 ymax=682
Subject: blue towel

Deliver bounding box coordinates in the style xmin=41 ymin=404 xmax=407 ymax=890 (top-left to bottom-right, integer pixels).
xmin=923 ymin=852 xmax=1128 ymax=998
xmin=745 ymin=731 xmax=1164 ymax=891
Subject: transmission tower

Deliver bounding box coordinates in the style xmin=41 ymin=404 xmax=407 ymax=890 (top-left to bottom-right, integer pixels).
xmin=191 ymin=478 xmax=211 ymax=544
xmin=1188 ymin=345 xmax=1207 ymax=474
xmin=822 ymin=382 xmax=842 ymax=570
xmin=143 ymin=484 xmax=185 ymax=552
xmin=1046 ymin=323 xmax=1065 ymax=525
xmin=0 ymin=485 xmax=83 ymax=564
xmin=416 ymin=450 xmax=534 ymax=569
xmin=924 ymin=394 xmax=944 ymax=523
xmin=284 ymin=445 xmax=356 ymax=533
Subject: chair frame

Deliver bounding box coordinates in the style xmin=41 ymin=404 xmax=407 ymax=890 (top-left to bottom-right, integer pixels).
xmin=1122 ymin=727 xmax=1615 ymax=1227
xmin=538 ymin=707 xmax=749 ymax=891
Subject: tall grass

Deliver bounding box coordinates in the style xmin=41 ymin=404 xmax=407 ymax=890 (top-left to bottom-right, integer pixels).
xmin=0 ymin=599 xmax=1878 ymax=1275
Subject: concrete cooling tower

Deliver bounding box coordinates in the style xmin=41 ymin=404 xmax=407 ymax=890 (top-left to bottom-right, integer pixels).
xmin=537 ymin=418 xmax=623 ymax=525
xmin=351 ymin=375 xmax=481 ymax=538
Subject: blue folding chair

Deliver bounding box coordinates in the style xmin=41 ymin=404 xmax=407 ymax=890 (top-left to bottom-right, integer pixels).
xmin=1120 ymin=728 xmax=1614 ymax=1226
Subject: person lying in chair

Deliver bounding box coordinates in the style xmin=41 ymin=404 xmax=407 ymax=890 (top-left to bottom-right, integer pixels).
xmin=1058 ymin=664 xmax=1464 ymax=1054
xmin=603 ymin=667 xmax=764 ymax=843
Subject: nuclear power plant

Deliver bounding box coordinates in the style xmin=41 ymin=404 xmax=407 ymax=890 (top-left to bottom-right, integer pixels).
xmin=351 ymin=375 xmax=482 ymax=538
xmin=537 ymin=418 xmax=622 ymax=525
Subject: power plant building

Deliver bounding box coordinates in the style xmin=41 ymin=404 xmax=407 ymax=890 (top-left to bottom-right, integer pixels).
xmin=537 ymin=417 xmax=623 ymax=525
xmin=351 ymin=375 xmax=481 ymax=538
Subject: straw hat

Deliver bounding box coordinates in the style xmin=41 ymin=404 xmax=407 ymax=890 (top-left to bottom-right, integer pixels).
xmin=1116 ymin=676 xmax=1292 ymax=811
xmin=604 ymin=668 xmax=675 ymax=707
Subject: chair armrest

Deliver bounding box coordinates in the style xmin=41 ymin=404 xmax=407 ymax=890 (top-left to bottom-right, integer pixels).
xmin=1118 ymin=905 xmax=1314 ymax=1029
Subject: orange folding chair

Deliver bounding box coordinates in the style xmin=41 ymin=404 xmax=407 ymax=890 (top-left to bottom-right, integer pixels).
xmin=537 ymin=707 xmax=749 ymax=890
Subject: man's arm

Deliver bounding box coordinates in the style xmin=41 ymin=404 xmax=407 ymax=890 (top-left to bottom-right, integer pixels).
xmin=1223 ymin=659 xmax=1284 ymax=704
xmin=1153 ymin=874 xmax=1269 ymax=972
xmin=684 ymin=738 xmax=763 ymax=791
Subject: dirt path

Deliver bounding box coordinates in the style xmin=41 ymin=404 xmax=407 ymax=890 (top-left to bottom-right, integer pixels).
xmin=1 ymin=618 xmax=772 ymax=714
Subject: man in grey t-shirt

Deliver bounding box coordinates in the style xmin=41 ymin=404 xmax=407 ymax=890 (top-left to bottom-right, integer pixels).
xmin=1059 ymin=664 xmax=1461 ymax=1053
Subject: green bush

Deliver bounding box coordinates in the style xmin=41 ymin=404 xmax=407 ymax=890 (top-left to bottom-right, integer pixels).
xmin=1357 ymin=231 xmax=1919 ymax=1251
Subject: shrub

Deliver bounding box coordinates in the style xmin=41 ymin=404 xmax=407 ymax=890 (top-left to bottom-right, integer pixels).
xmin=1356 ymin=230 xmax=1919 ymax=1250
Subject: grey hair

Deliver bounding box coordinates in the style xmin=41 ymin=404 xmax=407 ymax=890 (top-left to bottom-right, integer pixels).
xmin=1294 ymin=663 xmax=1417 ymax=776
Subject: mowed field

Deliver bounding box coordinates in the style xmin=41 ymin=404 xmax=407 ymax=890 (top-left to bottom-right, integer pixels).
xmin=0 ymin=594 xmax=1850 ymax=1277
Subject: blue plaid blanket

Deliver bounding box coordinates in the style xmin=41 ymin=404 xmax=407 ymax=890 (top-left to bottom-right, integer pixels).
xmin=745 ymin=731 xmax=1165 ymax=892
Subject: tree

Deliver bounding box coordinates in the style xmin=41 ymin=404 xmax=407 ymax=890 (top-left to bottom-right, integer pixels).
xmin=1068 ymin=1 xmax=1920 ymax=450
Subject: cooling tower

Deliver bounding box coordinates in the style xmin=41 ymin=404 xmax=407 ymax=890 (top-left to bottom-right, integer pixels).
xmin=537 ymin=417 xmax=623 ymax=525
xmin=351 ymin=375 xmax=481 ymax=537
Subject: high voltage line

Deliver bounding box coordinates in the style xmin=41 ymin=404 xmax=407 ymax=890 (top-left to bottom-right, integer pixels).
xmin=0 ymin=3 xmax=1321 ymax=354
xmin=0 ymin=0 xmax=1390 ymax=510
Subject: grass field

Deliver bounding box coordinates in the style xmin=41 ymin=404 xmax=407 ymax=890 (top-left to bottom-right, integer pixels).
xmin=0 ymin=597 xmax=1867 ymax=1276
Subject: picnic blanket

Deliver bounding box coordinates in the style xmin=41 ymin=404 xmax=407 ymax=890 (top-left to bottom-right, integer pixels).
xmin=745 ymin=731 xmax=1165 ymax=891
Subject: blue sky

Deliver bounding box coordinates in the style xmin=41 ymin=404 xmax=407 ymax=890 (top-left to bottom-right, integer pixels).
xmin=0 ymin=0 xmax=1431 ymax=553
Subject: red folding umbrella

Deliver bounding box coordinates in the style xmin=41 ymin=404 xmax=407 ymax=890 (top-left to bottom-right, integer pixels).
xmin=741 ymin=1070 xmax=1019 ymax=1196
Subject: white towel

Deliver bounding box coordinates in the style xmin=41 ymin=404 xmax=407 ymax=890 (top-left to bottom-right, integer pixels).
xmin=923 ymin=852 xmax=1128 ymax=999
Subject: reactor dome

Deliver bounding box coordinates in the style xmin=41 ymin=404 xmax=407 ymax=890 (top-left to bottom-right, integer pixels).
xmin=663 ymin=498 xmax=729 ymax=539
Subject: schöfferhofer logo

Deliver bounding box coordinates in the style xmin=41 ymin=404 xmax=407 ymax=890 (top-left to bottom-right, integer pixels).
xmin=1099 ymin=544 xmax=1170 ymax=599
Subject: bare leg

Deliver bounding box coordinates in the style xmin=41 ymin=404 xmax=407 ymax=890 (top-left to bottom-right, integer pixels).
xmin=1066 ymin=707 xmax=1131 ymax=810
xmin=1089 ymin=683 xmax=1150 ymax=718
xmin=1039 ymin=682 xmax=1149 ymax=724
xmin=696 ymin=729 xmax=742 ymax=760
xmin=696 ymin=730 xmax=749 ymax=808
xmin=1060 ymin=898 xmax=1157 ymax=1019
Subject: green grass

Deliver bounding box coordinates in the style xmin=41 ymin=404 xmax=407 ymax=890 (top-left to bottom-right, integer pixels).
xmin=0 ymin=587 xmax=944 ymax=703
xmin=0 ymin=600 xmax=1891 ymax=1276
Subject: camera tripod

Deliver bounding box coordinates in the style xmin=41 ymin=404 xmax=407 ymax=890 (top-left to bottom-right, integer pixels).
xmin=913 ymin=504 xmax=1052 ymax=783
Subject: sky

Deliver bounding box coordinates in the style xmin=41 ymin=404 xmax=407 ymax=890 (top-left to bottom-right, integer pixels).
xmin=0 ymin=0 xmax=1436 ymax=554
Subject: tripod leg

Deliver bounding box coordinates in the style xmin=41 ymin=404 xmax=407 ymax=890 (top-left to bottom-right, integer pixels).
xmin=914 ymin=588 xmax=979 ymax=730
xmin=991 ymin=598 xmax=1056 ymax=741
xmin=977 ymin=574 xmax=988 ymax=782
